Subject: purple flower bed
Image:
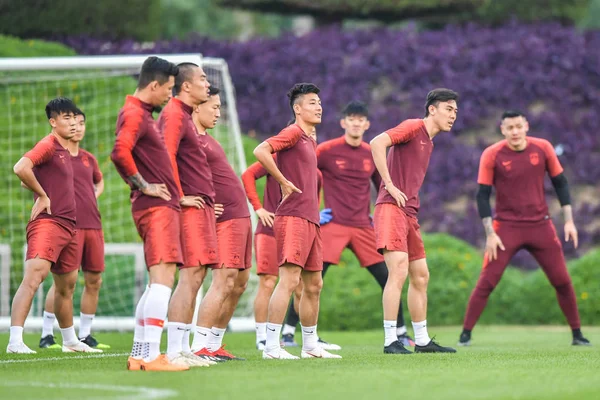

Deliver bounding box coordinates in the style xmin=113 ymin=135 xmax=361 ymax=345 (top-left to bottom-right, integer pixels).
xmin=57 ymin=22 xmax=600 ymax=267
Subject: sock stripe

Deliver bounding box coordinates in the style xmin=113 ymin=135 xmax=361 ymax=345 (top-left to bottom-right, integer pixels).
xmin=137 ymin=318 xmax=145 ymax=326
xmin=144 ymin=318 xmax=164 ymax=328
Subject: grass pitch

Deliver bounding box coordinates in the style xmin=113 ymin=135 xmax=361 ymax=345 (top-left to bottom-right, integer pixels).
xmin=0 ymin=326 xmax=598 ymax=400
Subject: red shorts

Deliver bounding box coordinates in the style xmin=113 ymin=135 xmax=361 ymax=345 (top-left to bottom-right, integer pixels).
xmin=216 ymin=217 xmax=252 ymax=269
xmin=76 ymin=229 xmax=105 ymax=273
xmin=321 ymin=222 xmax=384 ymax=267
xmin=26 ymin=219 xmax=79 ymax=274
xmin=180 ymin=205 xmax=219 ymax=269
xmin=374 ymin=203 xmax=426 ymax=261
xmin=132 ymin=206 xmax=183 ymax=269
xmin=255 ymin=233 xmax=278 ymax=276
xmin=274 ymin=216 xmax=322 ymax=272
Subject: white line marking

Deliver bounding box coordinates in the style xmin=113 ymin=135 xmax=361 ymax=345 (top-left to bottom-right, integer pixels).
xmin=0 ymin=352 xmax=129 ymax=364
xmin=0 ymin=382 xmax=177 ymax=400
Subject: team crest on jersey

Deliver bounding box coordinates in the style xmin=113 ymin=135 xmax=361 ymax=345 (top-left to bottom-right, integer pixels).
xmin=232 ymin=253 xmax=241 ymax=266
xmin=530 ymin=152 xmax=539 ymax=166
xmin=82 ymin=155 xmax=90 ymax=168
xmin=363 ymin=159 xmax=372 ymax=172
xmin=206 ymin=248 xmax=217 ymax=260
xmin=335 ymin=159 xmax=346 ymax=169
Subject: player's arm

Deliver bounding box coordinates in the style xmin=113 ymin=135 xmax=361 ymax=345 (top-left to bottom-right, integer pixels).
xmin=15 ymin=140 xmax=53 ymax=220
xmin=241 ymin=160 xmax=274 ymax=227
xmin=95 ymin=179 xmax=105 ymax=198
xmin=477 ymin=148 xmax=505 ymax=260
xmin=90 ymin=154 xmax=105 ymax=198
xmin=111 ymin=112 xmax=171 ymax=201
xmin=254 ymin=128 xmax=302 ymax=200
xmin=544 ymin=140 xmax=578 ymax=248
xmin=370 ymin=130 xmax=407 ymax=208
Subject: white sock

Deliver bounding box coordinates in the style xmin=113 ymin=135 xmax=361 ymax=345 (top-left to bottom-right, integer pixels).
xmin=143 ymin=284 xmax=172 ymax=362
xmin=208 ymin=327 xmax=226 ymax=352
xmin=60 ymin=326 xmax=79 ymax=346
xmin=131 ymin=285 xmax=150 ymax=359
xmin=255 ymin=322 xmax=267 ymax=343
xmin=9 ymin=326 xmax=24 ymax=345
xmin=412 ymin=320 xmax=431 ymax=346
xmin=166 ymin=322 xmax=186 ymax=358
xmin=396 ymin=325 xmax=407 ymax=336
xmin=301 ymin=324 xmax=318 ymax=352
xmin=42 ymin=311 xmax=56 ymax=338
xmin=265 ymin=323 xmax=282 ymax=352
xmin=191 ymin=326 xmax=211 ymax=351
xmin=384 ymin=320 xmax=397 ymax=346
xmin=282 ymin=324 xmax=296 ymax=336
xmin=79 ymin=313 xmax=94 ymax=339
xmin=182 ymin=324 xmax=193 ymax=354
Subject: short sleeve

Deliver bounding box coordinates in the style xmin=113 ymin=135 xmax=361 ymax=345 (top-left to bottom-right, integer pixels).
xmin=540 ymin=139 xmax=563 ymax=178
xmin=90 ymin=154 xmax=103 ymax=183
xmin=385 ymin=119 xmax=424 ymax=145
xmin=24 ymin=136 xmax=55 ymax=166
xmin=477 ymin=147 xmax=496 ymax=186
xmin=266 ymin=125 xmax=303 ymax=152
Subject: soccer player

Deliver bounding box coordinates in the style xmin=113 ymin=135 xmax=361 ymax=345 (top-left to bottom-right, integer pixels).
xmin=7 ymin=98 xmax=100 ymax=354
xmin=254 ymin=83 xmax=341 ymax=359
xmin=111 ymin=56 xmax=188 ymax=371
xmin=190 ymin=86 xmax=251 ymax=361
xmin=458 ymin=111 xmax=590 ymax=346
xmin=370 ymin=88 xmax=459 ymax=354
xmin=283 ymin=101 xmax=414 ymax=349
xmin=159 ymin=63 xmax=215 ymax=367
xmin=39 ymin=110 xmax=109 ymax=350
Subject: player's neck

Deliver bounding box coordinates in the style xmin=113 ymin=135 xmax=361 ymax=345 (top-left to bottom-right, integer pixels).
xmin=50 ymin=131 xmax=70 ymax=149
xmin=176 ymin=94 xmax=196 ymax=109
xmin=296 ymin=120 xmax=316 ymax=138
xmin=344 ymin=133 xmax=362 ymax=147
xmin=194 ymin=122 xmax=208 ymax=135
xmin=422 ymin=118 xmax=441 ymax=139
xmin=133 ymin=89 xmax=154 ymax=106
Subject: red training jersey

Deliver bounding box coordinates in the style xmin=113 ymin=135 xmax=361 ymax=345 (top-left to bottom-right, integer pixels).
xmin=24 ymin=135 xmax=76 ymax=228
xmin=111 ymin=95 xmax=180 ymax=212
xmin=317 ymin=136 xmax=381 ymax=228
xmin=159 ymin=98 xmax=215 ymax=205
xmin=242 ymin=154 xmax=280 ymax=236
xmin=375 ymin=119 xmax=433 ymax=217
xmin=478 ymin=137 xmax=563 ymax=222
xmin=198 ymin=133 xmax=250 ymax=222
xmin=72 ymin=148 xmax=102 ymax=229
xmin=266 ymin=124 xmax=320 ymax=225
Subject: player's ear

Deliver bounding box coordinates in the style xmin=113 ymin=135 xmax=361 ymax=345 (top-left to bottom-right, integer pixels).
xmin=48 ymin=117 xmax=57 ymax=128
xmin=364 ymin=120 xmax=371 ymax=130
xmin=340 ymin=118 xmax=346 ymax=130
xmin=150 ymin=80 xmax=159 ymax=92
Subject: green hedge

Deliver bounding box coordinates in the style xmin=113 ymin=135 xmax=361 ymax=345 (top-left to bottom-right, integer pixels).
xmin=319 ymin=233 xmax=599 ymax=330
xmin=0 ymin=35 xmax=76 ymax=57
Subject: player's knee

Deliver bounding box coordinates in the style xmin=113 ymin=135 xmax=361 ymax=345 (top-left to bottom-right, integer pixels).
xmin=85 ymin=274 xmax=103 ymax=292
xmin=260 ymin=275 xmax=277 ymax=291
xmin=553 ymin=280 xmax=573 ymax=294
xmin=55 ymin=281 xmax=76 ymax=297
xmin=233 ymin=280 xmax=248 ymax=297
xmin=411 ymin=269 xmax=429 ymax=290
xmin=304 ymin=276 xmax=323 ymax=297
xmin=476 ymin=278 xmax=497 ymax=295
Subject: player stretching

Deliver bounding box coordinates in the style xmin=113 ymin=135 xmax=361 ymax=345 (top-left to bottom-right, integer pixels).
xmin=371 ymin=89 xmax=458 ymax=354
xmin=190 ymin=87 xmax=250 ymax=361
xmin=39 ymin=110 xmax=109 ymax=350
xmin=111 ymin=57 xmax=188 ymax=371
xmin=458 ymin=111 xmax=590 ymax=346
xmin=283 ymin=101 xmax=414 ymax=349
xmin=8 ymin=98 xmax=100 ymax=354
xmin=159 ymin=63 xmax=215 ymax=367
xmin=254 ymin=83 xmax=341 ymax=359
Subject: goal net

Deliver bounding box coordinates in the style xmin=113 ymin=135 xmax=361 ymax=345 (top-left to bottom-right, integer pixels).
xmin=0 ymin=54 xmax=257 ymax=332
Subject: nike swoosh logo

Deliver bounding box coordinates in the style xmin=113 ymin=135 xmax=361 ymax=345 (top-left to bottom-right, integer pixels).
xmin=305 ymin=351 xmax=321 ymax=358
xmin=420 ymin=141 xmax=428 ymax=145
xmin=303 ymin=330 xmax=314 ymax=334
xmin=212 ymin=333 xmax=220 ymax=337
xmin=176 ymin=327 xmax=186 ymax=331
xmin=502 ymin=161 xmax=512 ymax=166
xmin=198 ymin=332 xmax=207 ymax=336
xmin=202 ymin=143 xmax=208 ymax=148
xmin=267 ymin=328 xmax=276 ymax=332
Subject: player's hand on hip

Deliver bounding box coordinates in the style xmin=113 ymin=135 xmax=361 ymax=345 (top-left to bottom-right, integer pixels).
xmin=384 ymin=183 xmax=407 ymax=208
xmin=256 ymin=208 xmax=275 ymax=227
xmin=180 ymin=195 xmax=205 ymax=209
xmin=280 ymin=180 xmax=302 ymax=202
xmin=564 ymin=221 xmax=579 ymax=249
xmin=141 ymin=183 xmax=172 ymax=201
xmin=485 ymin=232 xmax=505 ymax=261
xmin=319 ymin=208 xmax=333 ymax=225
xmin=214 ymin=203 xmax=224 ymax=218
xmin=30 ymin=195 xmax=51 ymax=221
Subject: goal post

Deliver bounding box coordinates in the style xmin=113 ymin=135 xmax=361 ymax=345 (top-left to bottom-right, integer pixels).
xmin=0 ymin=54 xmax=257 ymax=332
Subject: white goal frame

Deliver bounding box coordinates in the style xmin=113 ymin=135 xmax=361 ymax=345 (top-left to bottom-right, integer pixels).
xmin=0 ymin=54 xmax=255 ymax=332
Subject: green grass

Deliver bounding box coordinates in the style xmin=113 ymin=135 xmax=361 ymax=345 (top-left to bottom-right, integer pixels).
xmin=1 ymin=327 xmax=599 ymax=400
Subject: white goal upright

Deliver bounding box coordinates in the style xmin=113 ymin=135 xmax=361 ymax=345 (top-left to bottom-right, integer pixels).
xmin=0 ymin=54 xmax=257 ymax=332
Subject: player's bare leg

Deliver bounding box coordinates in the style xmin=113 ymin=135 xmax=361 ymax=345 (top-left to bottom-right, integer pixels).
xmin=7 ymin=258 xmax=52 ymax=353
xmin=166 ymin=266 xmax=211 ymax=367
xmin=40 ymin=284 xmax=61 ymax=349
xmin=381 ymin=250 xmax=412 ymax=354
xmin=280 ymin=280 xmax=304 ymax=348
xmin=254 ymin=274 xmax=277 ymax=350
xmin=78 ymin=271 xmax=110 ymax=349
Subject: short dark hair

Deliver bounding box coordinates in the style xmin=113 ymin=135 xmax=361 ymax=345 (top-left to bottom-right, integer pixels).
xmin=74 ymin=107 xmax=86 ymax=121
xmin=137 ymin=56 xmax=179 ymax=90
xmin=501 ymin=110 xmax=526 ymax=121
xmin=45 ymin=97 xmax=78 ymax=120
xmin=174 ymin=62 xmax=199 ymax=95
xmin=424 ymin=88 xmax=459 ymax=117
xmin=342 ymin=101 xmax=368 ymax=118
xmin=287 ymin=83 xmax=320 ymax=119
xmin=199 ymin=87 xmax=221 ymax=105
